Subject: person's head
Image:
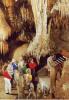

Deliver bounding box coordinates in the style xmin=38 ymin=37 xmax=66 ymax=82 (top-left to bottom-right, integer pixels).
xmin=30 ymin=58 xmax=34 ymax=63
xmin=12 ymin=58 xmax=16 ymax=63
xmin=52 ymin=55 xmax=56 ymax=61
xmin=3 ymin=65 xmax=7 ymax=71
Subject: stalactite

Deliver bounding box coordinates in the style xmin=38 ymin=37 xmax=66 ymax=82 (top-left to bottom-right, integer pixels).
xmin=0 ymin=9 xmax=11 ymax=40
xmin=51 ymin=0 xmax=69 ymax=17
xmin=2 ymin=0 xmax=22 ymax=32
xmin=20 ymin=3 xmax=34 ymax=22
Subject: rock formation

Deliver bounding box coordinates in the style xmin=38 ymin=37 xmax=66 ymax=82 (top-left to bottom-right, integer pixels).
xmin=27 ymin=0 xmax=49 ymax=58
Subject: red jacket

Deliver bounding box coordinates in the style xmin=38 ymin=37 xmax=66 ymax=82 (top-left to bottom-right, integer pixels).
xmin=3 ymin=71 xmax=12 ymax=80
xmin=28 ymin=62 xmax=37 ymax=70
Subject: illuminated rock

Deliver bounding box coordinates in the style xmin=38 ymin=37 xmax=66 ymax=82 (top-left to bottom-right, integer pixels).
xmin=0 ymin=41 xmax=9 ymax=54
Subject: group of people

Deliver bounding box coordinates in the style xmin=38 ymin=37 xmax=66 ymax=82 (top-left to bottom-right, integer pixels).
xmin=1 ymin=56 xmax=39 ymax=98
xmin=1 ymin=52 xmax=68 ymax=99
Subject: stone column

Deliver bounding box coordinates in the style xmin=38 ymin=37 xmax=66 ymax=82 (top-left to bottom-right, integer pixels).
xmin=27 ymin=0 xmax=49 ymax=57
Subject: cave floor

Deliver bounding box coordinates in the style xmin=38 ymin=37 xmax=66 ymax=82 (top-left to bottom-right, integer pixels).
xmin=0 ymin=74 xmax=69 ymax=99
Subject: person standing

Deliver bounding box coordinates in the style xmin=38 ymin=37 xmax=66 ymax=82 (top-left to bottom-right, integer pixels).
xmin=11 ymin=59 xmax=18 ymax=72
xmin=17 ymin=56 xmax=27 ymax=98
xmin=2 ymin=66 xmax=12 ymax=94
xmin=28 ymin=58 xmax=37 ymax=79
xmin=47 ymin=55 xmax=57 ymax=98
xmin=47 ymin=54 xmax=65 ymax=98
xmin=7 ymin=61 xmax=14 ymax=87
xmin=28 ymin=57 xmax=38 ymax=93
xmin=11 ymin=59 xmax=18 ymax=84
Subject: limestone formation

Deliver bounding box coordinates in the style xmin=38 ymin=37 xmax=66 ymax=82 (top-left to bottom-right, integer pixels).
xmin=27 ymin=0 xmax=49 ymax=58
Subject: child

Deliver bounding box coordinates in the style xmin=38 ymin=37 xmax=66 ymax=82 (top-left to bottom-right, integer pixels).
xmin=2 ymin=66 xmax=12 ymax=94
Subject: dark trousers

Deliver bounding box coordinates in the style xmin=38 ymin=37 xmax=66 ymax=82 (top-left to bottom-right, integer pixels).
xmin=31 ymin=69 xmax=36 ymax=79
xmin=11 ymin=74 xmax=14 ymax=87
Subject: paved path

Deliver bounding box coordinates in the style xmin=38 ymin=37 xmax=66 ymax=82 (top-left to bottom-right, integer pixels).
xmin=0 ymin=76 xmax=17 ymax=99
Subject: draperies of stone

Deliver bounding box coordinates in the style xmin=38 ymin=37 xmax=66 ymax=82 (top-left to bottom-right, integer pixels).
xmin=48 ymin=0 xmax=69 ymax=54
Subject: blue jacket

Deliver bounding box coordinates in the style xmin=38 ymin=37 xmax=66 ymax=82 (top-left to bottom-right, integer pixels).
xmin=12 ymin=63 xmax=18 ymax=70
